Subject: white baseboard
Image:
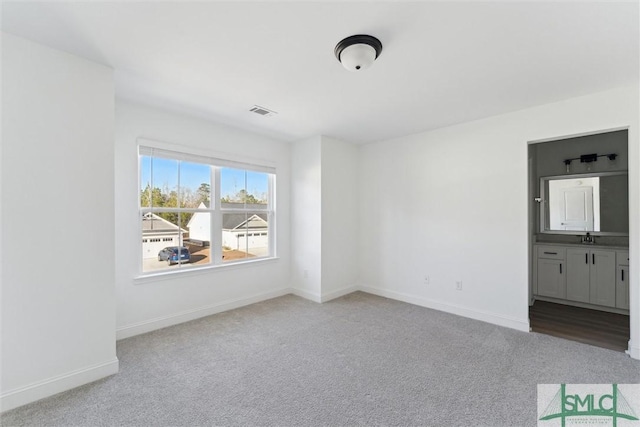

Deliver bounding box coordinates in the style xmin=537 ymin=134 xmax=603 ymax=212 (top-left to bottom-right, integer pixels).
xmin=360 ymin=285 xmax=530 ymax=333
xmin=116 ymin=287 xmax=291 ymax=340
xmin=321 ymin=285 xmax=359 ymax=302
xmin=290 ymin=288 xmax=322 ymax=303
xmin=1 ymin=358 xmax=119 ymax=413
xmin=291 ymin=285 xmax=358 ymax=303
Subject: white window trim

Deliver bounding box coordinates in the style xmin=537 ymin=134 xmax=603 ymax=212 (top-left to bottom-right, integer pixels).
xmin=137 ymin=138 xmax=276 ymax=277
xmin=133 ymin=257 xmax=281 ymax=284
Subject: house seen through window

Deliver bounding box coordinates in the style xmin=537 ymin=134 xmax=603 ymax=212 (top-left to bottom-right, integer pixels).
xmin=139 ymin=147 xmax=274 ymax=274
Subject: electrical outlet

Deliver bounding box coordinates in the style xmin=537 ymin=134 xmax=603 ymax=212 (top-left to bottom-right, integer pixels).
xmin=424 ymin=276 xmax=430 ymax=284
xmin=456 ymin=280 xmax=463 ymax=291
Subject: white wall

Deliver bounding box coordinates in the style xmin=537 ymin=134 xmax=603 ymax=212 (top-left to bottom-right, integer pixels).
xmin=290 ymin=136 xmax=359 ymax=302
xmin=320 ymin=137 xmax=359 ymax=300
xmin=114 ymin=101 xmax=291 ymax=338
xmin=1 ymin=33 xmax=118 ymax=410
xmin=290 ymin=136 xmax=322 ymax=300
xmin=359 ymin=86 xmax=639 ymax=356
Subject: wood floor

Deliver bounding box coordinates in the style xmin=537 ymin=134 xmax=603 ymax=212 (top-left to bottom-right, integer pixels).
xmin=529 ymin=300 xmax=630 ymax=352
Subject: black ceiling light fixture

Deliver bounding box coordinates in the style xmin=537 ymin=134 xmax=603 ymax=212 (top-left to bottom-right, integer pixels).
xmin=334 ymin=34 xmax=383 ymax=71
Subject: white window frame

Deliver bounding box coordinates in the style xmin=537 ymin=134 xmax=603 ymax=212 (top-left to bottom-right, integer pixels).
xmin=138 ymin=140 xmax=276 ymax=277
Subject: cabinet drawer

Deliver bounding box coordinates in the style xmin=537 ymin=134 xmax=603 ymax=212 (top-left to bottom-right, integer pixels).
xmin=537 ymin=246 xmax=565 ymax=260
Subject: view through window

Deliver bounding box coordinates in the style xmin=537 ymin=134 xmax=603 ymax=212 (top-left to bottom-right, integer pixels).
xmin=139 ymin=147 xmax=274 ymax=274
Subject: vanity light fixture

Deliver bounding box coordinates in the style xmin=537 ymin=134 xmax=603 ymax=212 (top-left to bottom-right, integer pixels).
xmin=563 ymin=152 xmax=617 ymax=172
xmin=334 ymin=34 xmax=383 ymax=71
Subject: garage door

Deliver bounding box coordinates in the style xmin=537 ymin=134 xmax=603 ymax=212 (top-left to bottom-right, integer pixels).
xmin=142 ymin=235 xmax=179 ymax=259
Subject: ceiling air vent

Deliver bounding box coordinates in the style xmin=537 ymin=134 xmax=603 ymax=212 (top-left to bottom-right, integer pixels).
xmin=249 ymin=105 xmax=277 ymax=117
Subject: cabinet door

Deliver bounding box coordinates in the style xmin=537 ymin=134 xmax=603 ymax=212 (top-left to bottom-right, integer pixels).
xmin=616 ymin=266 xmax=629 ymax=310
xmin=589 ymin=250 xmax=616 ymax=307
xmin=566 ymin=248 xmax=590 ymax=303
xmin=537 ymin=258 xmax=565 ymax=298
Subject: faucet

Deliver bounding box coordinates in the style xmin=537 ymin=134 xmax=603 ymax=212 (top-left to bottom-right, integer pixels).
xmin=581 ymin=232 xmax=595 ymax=244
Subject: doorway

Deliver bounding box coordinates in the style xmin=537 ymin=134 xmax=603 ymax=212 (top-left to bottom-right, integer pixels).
xmin=528 ymin=129 xmax=630 ymax=353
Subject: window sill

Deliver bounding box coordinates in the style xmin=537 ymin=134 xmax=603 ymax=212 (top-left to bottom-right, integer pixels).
xmin=133 ymin=256 xmax=280 ymax=284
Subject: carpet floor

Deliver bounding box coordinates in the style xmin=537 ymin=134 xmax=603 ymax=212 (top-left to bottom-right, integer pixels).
xmin=2 ymin=292 xmax=639 ymax=426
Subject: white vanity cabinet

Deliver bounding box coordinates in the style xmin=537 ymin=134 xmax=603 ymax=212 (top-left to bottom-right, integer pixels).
xmin=535 ymin=246 xmax=566 ymax=299
xmin=589 ymin=250 xmax=616 ymax=307
xmin=616 ymin=251 xmax=630 ymax=310
xmin=566 ymin=248 xmax=616 ymax=307
xmin=565 ymin=248 xmax=590 ymax=303
xmin=534 ymin=244 xmax=627 ymax=312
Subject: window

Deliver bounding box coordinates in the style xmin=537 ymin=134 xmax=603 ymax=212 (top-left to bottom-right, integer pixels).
xmin=139 ymin=146 xmax=275 ymax=274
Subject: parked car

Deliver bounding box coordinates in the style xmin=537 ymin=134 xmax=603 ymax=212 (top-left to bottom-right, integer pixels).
xmin=158 ymin=246 xmax=191 ymax=265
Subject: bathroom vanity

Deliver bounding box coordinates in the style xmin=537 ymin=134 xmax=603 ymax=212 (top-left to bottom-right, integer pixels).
xmin=533 ymin=168 xmax=629 ymax=313
xmin=533 ymin=242 xmax=629 ymax=313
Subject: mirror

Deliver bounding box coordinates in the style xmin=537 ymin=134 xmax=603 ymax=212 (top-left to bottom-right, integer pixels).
xmin=540 ymin=171 xmax=628 ymax=235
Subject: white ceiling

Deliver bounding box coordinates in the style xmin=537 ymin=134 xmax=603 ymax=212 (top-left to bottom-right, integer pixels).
xmin=2 ymin=2 xmax=638 ymax=144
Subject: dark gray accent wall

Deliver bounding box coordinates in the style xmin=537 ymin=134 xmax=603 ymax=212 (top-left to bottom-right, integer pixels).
xmin=599 ymin=174 xmax=629 ymax=233
xmin=535 ymin=130 xmax=628 ymax=178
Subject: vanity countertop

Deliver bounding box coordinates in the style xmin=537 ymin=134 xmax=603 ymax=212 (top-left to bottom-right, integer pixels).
xmin=534 ymin=241 xmax=629 ymax=251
